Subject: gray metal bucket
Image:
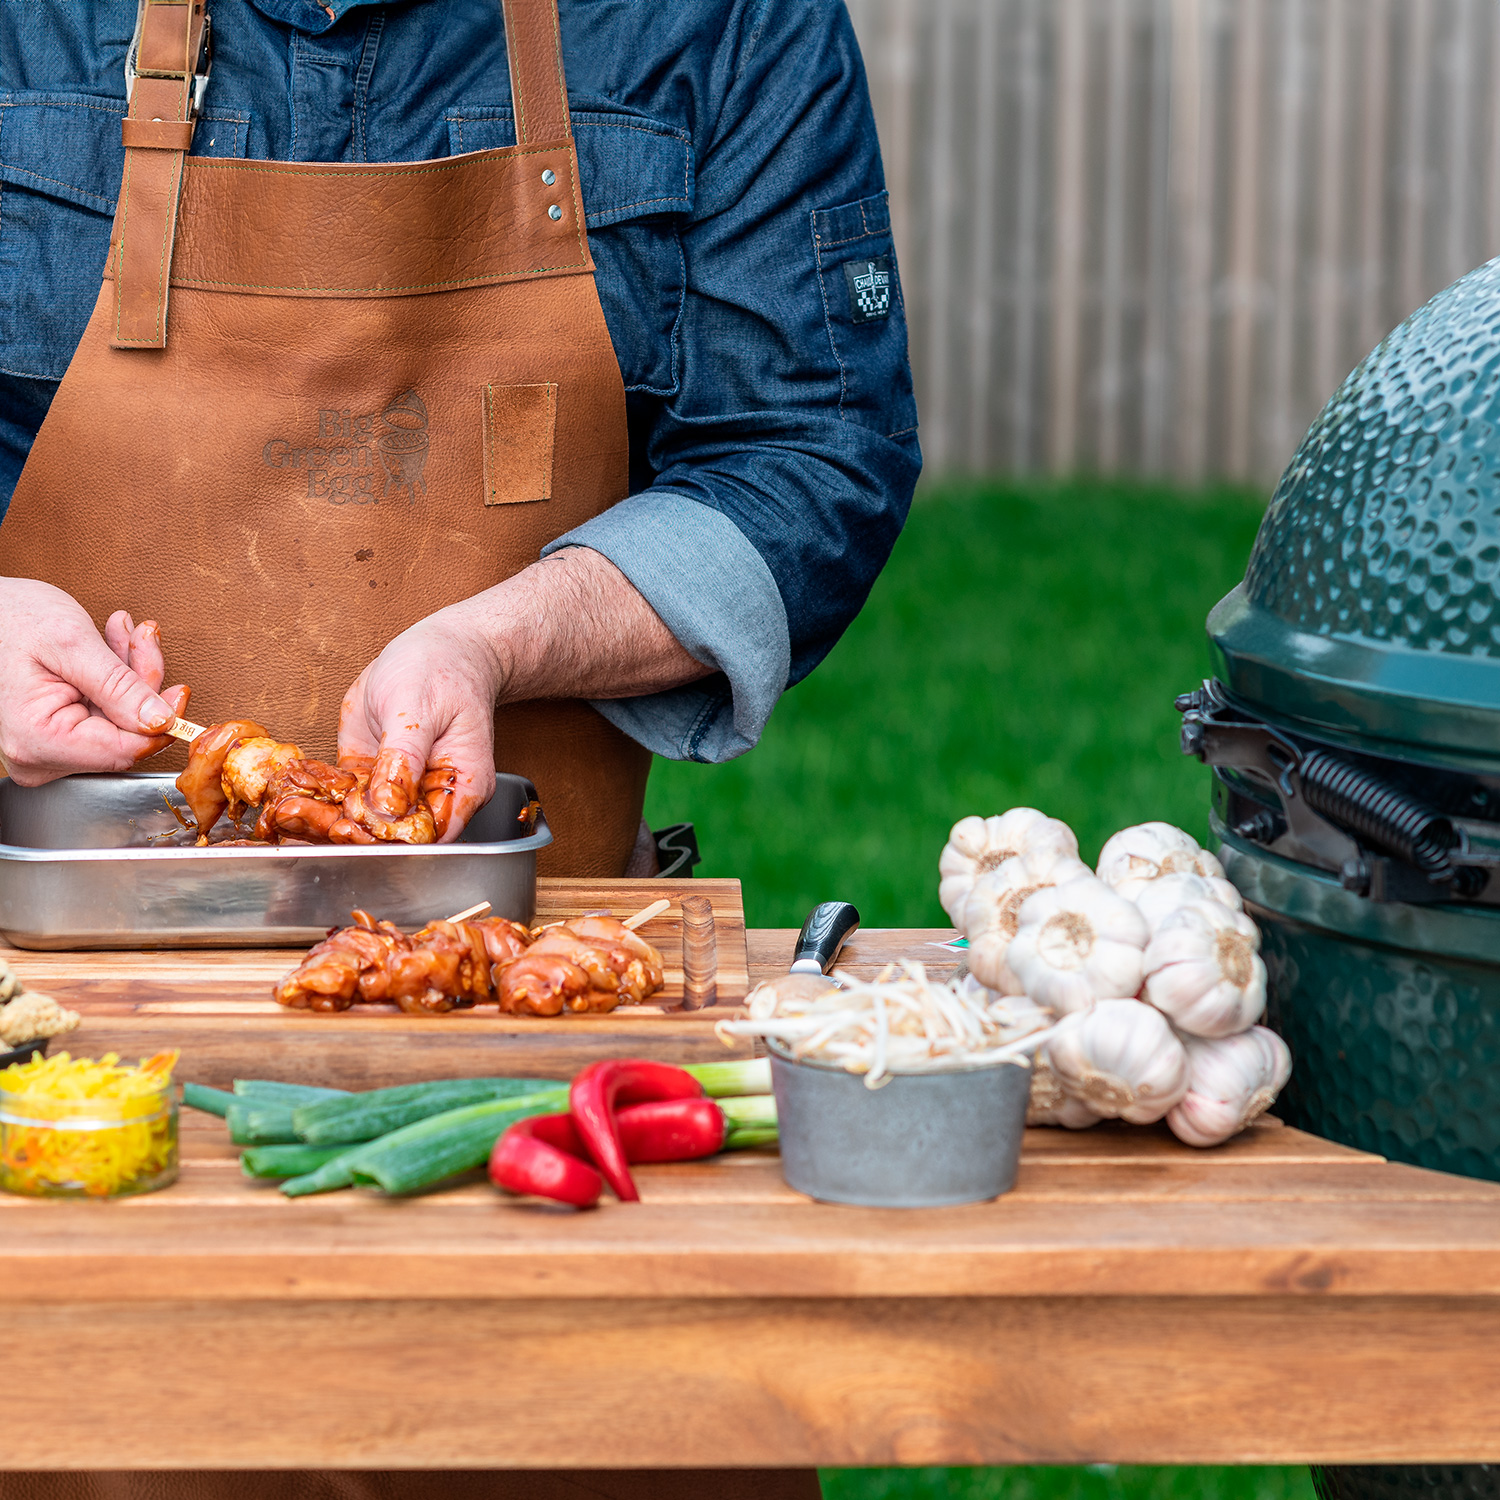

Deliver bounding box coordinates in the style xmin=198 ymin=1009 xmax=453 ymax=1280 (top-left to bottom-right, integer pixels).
xmin=769 ymin=1047 xmax=1031 ymax=1208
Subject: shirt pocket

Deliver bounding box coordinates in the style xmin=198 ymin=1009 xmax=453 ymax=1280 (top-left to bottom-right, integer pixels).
xmin=812 ymin=191 xmax=918 ymax=438
xmin=446 ymin=105 xmax=692 ymax=397
xmin=0 ymin=91 xmax=250 ymax=381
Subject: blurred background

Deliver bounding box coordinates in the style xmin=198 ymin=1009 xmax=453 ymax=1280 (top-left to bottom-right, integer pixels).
xmin=643 ymin=4 xmax=1497 ymax=1494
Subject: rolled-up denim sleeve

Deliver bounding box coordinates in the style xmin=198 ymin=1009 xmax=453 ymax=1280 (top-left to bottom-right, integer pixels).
xmin=541 ymin=491 xmax=789 ymax=761
xmin=549 ymin=0 xmax=921 ymax=764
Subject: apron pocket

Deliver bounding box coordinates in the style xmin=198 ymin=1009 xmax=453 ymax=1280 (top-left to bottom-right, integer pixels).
xmin=483 ymin=381 xmax=557 ymax=506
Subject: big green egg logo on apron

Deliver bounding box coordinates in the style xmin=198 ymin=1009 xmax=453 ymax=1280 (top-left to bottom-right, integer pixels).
xmin=261 ymin=389 xmax=429 ymax=504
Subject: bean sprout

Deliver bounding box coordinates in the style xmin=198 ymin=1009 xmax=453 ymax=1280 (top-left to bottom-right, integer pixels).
xmin=716 ymin=962 xmax=1063 ymax=1088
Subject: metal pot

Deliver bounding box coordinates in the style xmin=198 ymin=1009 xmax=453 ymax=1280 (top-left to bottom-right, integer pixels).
xmin=769 ymin=1046 xmax=1030 ymax=1208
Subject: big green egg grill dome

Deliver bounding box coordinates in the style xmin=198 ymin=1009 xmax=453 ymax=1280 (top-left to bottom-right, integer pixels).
xmin=1178 ymin=257 xmax=1500 ymax=1187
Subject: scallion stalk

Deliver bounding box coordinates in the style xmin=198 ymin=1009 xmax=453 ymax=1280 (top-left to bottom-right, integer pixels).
xmin=182 ymin=1082 xmax=236 ymax=1117
xmin=683 ymin=1058 xmax=771 ymax=1097
xmin=718 ymin=1093 xmax=777 ymax=1129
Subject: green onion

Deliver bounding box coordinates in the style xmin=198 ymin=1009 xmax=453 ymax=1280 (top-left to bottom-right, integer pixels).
xmin=719 ymin=1093 xmax=777 ymax=1150
xmin=233 ymin=1080 xmax=350 ymax=1105
xmin=182 ymin=1082 xmax=236 ymax=1117
xmin=719 ymin=1094 xmax=777 ymax=1129
xmin=240 ymin=1143 xmax=351 ymax=1179
xmin=292 ymin=1077 xmax=566 ymax=1145
xmin=227 ymin=1102 xmax=301 ymax=1145
xmin=280 ymin=1150 xmax=362 ymax=1197
xmin=683 ymin=1058 xmax=771 ymax=1097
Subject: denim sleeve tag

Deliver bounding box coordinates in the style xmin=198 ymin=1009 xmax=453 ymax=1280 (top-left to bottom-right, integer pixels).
xmin=811 ymin=192 xmax=916 ymax=436
xmin=842 ymin=256 xmax=892 ymax=322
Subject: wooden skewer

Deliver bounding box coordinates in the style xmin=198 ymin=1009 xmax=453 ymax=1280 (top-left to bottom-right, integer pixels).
xmin=622 ymin=897 xmax=671 ymax=931
xmin=445 ymin=901 xmax=492 ymax=924
xmin=164 ymin=717 xmax=209 ymax=743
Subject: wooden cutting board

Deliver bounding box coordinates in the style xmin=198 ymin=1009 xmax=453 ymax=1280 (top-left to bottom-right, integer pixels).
xmin=0 ymin=878 xmax=752 ymax=1087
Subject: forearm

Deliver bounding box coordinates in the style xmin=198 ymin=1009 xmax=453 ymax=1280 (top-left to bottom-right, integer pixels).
xmin=458 ymin=547 xmax=713 ymax=705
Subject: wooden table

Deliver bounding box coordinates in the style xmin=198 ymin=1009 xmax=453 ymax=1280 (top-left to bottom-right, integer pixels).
xmin=2 ymin=894 xmax=1498 ymax=1470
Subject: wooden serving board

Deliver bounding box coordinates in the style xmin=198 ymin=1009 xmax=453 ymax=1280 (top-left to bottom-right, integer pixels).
xmin=0 ymin=877 xmax=751 ymax=1088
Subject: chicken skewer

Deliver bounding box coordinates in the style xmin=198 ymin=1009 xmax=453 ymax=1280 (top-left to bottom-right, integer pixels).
xmin=274 ymin=909 xmax=666 ymax=1016
xmin=172 ymin=720 xmax=458 ymax=847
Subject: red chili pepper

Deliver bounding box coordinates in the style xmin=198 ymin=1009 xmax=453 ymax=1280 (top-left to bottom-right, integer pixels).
xmin=616 ymin=1098 xmax=726 ymax=1163
xmin=569 ymin=1059 xmax=703 ymax=1201
xmin=488 ymin=1114 xmax=601 ymax=1208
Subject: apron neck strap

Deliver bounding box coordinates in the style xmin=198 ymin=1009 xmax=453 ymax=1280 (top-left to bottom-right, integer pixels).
xmin=502 ymin=0 xmax=573 ymax=145
xmin=110 ymin=0 xmax=210 ymax=349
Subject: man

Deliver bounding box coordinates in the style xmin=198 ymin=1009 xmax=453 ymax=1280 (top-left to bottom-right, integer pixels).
xmin=0 ymin=0 xmax=919 ymax=878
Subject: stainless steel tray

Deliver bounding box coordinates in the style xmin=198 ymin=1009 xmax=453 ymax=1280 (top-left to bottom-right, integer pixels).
xmin=0 ymin=773 xmax=551 ymax=950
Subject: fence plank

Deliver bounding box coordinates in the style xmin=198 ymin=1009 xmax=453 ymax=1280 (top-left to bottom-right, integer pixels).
xmin=846 ymin=0 xmax=1500 ymax=484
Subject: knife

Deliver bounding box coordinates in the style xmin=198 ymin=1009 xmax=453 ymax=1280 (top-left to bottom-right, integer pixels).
xmin=789 ymin=901 xmax=860 ymax=975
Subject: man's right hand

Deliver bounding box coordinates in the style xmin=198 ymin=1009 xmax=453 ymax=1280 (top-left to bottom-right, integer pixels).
xmin=0 ymin=579 xmax=189 ymax=786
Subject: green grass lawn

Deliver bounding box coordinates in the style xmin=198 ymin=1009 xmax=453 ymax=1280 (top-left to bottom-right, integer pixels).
xmin=645 ymin=475 xmax=1269 ymax=930
xmin=646 ymin=476 xmax=1297 ymax=1500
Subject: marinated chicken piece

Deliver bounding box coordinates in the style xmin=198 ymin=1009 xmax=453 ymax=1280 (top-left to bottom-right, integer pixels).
xmin=274 ymin=912 xmax=534 ymax=1013
xmin=494 ymin=950 xmax=599 ymax=1016
xmin=471 ymin=916 xmax=534 ymax=967
xmin=274 ymin=911 xmax=406 ymax=1012
xmin=496 ymin=918 xmax=665 ymax=1015
xmin=221 ymin=737 xmax=305 ymax=822
xmin=341 ymin=780 xmax=438 ymax=845
xmin=175 ymin=719 xmax=269 ymax=835
xmin=563 ymin=916 xmax=666 ymax=1003
xmin=252 ymin=759 xmax=358 ymax=841
xmin=176 ymin=721 xmax=447 ymax=845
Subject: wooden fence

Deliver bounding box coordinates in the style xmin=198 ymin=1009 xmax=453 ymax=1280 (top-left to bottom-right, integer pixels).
xmin=845 ymin=0 xmax=1500 ymax=483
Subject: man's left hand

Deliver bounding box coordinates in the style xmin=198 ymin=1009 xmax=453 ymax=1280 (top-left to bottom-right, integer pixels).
xmin=337 ymin=600 xmax=501 ymax=844
xmin=339 ymin=550 xmax=713 ymax=841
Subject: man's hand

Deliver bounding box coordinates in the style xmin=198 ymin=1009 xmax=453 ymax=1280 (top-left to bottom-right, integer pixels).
xmin=337 ymin=602 xmax=504 ymax=843
xmin=338 ymin=549 xmax=712 ymax=842
xmin=0 ymin=579 xmax=188 ymax=786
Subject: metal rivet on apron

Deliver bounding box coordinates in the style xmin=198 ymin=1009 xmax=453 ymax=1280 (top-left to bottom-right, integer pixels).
xmin=541 ymin=169 xmax=556 ymax=185
xmin=548 ymin=204 xmax=562 ymax=221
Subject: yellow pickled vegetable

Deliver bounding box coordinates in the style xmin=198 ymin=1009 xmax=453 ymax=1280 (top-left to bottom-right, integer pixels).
xmin=0 ymin=1051 xmax=179 ymax=1198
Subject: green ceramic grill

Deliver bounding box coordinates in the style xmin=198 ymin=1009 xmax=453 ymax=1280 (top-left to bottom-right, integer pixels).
xmin=1181 ymin=263 xmax=1500 ymax=1498
xmin=1179 ymin=254 xmax=1500 ymax=1183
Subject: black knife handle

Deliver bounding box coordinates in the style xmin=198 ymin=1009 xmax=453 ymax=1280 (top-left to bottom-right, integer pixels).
xmin=790 ymin=901 xmax=861 ymax=974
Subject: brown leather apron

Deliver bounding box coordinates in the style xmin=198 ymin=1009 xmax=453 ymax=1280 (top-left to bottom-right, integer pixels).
xmin=0 ymin=0 xmax=650 ymax=877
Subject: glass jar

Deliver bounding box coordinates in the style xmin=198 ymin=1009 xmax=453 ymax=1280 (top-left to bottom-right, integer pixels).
xmin=0 ymin=1082 xmax=178 ymax=1198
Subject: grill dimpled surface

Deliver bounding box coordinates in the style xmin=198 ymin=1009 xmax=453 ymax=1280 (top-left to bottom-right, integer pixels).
xmin=1248 ymin=256 xmax=1500 ymax=655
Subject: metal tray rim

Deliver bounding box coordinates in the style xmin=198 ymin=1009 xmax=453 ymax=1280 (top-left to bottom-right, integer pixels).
xmin=0 ymin=772 xmax=553 ymax=862
xmin=0 ymin=830 xmax=553 ymax=863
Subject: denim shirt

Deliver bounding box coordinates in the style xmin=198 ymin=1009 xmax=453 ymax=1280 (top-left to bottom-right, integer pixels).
xmin=0 ymin=0 xmax=920 ymax=762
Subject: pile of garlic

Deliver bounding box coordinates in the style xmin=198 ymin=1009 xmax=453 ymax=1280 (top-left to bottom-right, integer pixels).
xmin=940 ymin=813 xmax=1292 ymax=1147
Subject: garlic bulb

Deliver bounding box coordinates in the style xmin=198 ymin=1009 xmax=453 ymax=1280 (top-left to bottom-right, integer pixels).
xmin=963 ymin=847 xmax=1092 ymax=990
xmin=1044 ymin=999 xmax=1190 ymax=1124
xmin=1097 ymin=822 xmax=1225 ymax=902
xmin=1142 ymin=900 xmax=1266 ymax=1038
xmin=938 ymin=809 xmax=1079 ymax=923
xmin=1166 ymin=1026 xmax=1293 ymax=1147
xmin=1027 ymin=1053 xmax=1104 ymax=1128
xmin=1133 ymin=871 xmax=1244 ymax=936
xmin=1005 ymin=875 xmax=1150 ymax=1014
